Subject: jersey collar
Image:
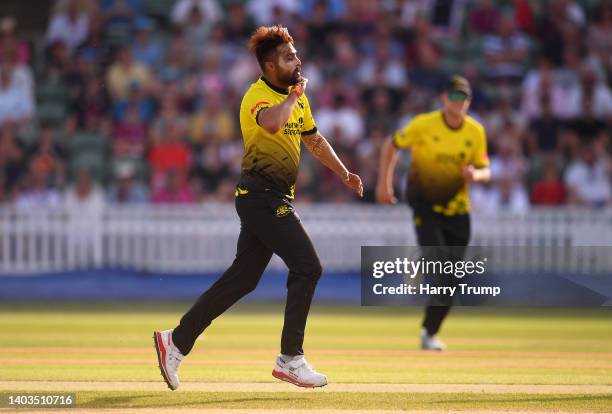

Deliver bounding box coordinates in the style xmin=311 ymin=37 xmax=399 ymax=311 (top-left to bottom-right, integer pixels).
xmin=440 ymin=111 xmax=464 ymax=131
xmin=260 ymin=76 xmax=289 ymax=95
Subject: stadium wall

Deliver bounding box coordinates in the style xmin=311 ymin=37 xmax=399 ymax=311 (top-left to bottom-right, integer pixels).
xmin=1 ymin=205 xmax=611 ymax=302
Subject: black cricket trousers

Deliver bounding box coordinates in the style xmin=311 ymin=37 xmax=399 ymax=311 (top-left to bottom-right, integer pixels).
xmin=413 ymin=207 xmax=471 ymax=336
xmin=172 ymin=192 xmax=322 ymax=357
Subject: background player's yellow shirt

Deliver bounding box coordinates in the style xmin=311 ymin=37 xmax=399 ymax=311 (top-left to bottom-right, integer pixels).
xmin=239 ymin=77 xmax=317 ymax=199
xmin=393 ymin=110 xmax=489 ymax=215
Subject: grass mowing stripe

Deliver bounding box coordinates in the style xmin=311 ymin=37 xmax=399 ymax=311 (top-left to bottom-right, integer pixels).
xmin=34 ymin=391 xmax=610 ymax=411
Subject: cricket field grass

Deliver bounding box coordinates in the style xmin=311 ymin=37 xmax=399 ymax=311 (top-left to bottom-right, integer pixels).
xmin=0 ymin=303 xmax=610 ymax=413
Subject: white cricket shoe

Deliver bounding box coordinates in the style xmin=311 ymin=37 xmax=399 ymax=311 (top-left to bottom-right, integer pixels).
xmin=421 ymin=328 xmax=447 ymax=351
xmin=153 ymin=329 xmax=184 ymax=390
xmin=272 ymin=355 xmax=328 ymax=388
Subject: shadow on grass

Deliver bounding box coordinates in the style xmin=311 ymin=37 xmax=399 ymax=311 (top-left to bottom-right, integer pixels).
xmin=82 ymin=393 xmax=290 ymax=408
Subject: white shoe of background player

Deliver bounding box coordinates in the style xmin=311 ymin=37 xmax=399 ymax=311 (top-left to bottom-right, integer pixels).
xmin=421 ymin=328 xmax=447 ymax=351
xmin=272 ymin=355 xmax=328 ymax=387
xmin=153 ymin=329 xmax=184 ymax=390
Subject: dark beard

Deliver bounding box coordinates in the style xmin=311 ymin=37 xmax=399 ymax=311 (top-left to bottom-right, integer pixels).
xmin=275 ymin=66 xmax=301 ymax=87
xmin=288 ymin=68 xmax=301 ymax=85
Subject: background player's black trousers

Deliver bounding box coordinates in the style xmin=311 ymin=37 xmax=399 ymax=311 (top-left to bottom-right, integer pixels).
xmin=172 ymin=194 xmax=322 ymax=356
xmin=413 ymin=208 xmax=470 ymax=336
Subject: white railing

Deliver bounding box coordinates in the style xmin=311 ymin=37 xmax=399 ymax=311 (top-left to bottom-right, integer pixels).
xmin=0 ymin=204 xmax=611 ymax=274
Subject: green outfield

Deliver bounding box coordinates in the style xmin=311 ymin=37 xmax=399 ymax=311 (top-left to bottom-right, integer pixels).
xmin=0 ymin=303 xmax=611 ymax=412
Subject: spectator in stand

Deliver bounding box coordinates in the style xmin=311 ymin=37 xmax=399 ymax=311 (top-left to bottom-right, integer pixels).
xmin=484 ymin=97 xmax=525 ymax=149
xmin=363 ymin=88 xmax=396 ymax=136
xmin=561 ymin=0 xmax=587 ymax=26
xmin=113 ymin=81 xmax=155 ymax=124
xmin=557 ymin=67 xmax=611 ymax=157
xmin=305 ymin=1 xmax=338 ymax=59
xmin=190 ymin=142 xmax=230 ymax=195
xmin=112 ymin=103 xmax=147 ymax=158
xmin=213 ymin=177 xmax=239 ymax=203
xmin=106 ymin=46 xmax=152 ymax=101
xmin=189 ymin=93 xmax=235 ymax=146
xmin=171 ymin=0 xmax=222 ymax=26
xmin=158 ymin=33 xmax=191 ymax=86
xmin=487 ymin=138 xmax=530 ymax=213
xmin=512 ymin=0 xmax=536 ymax=35
xmin=0 ymin=124 xmax=25 ymax=200
xmin=14 ymin=164 xmax=62 ymax=211
xmin=107 ymin=162 xmax=148 ymax=203
xmin=27 ymin=124 xmax=66 ymax=187
xmin=78 ymin=77 xmax=110 ymax=126
xmin=46 ymin=0 xmax=90 ymax=54
xmin=521 ymin=57 xmax=582 ymax=121
xmin=315 ymin=70 xmax=359 ymax=109
xmin=399 ymin=0 xmax=432 ymax=29
xmin=527 ymin=95 xmax=563 ymax=156
xmin=564 ymin=142 xmax=611 ymax=207
xmin=327 ymin=30 xmax=360 ymax=83
xmin=570 ymin=67 xmax=612 ymax=121
xmin=0 ymin=17 xmax=30 ymax=65
xmin=152 ymin=169 xmax=195 ymax=204
xmin=428 ymin=0 xmax=466 ymax=36
xmin=531 ymin=156 xmax=565 ymax=206
xmin=356 ymin=40 xmax=406 ymax=89
xmin=587 ymin=1 xmax=612 ymax=74
xmin=75 ymin=11 xmax=112 ymax=67
xmin=182 ymin=4 xmax=215 ymax=56
xmin=535 ymin=1 xmax=565 ymax=65
xmin=342 ymin=0 xmax=379 ymax=38
xmin=224 ymin=2 xmax=256 ymax=44
xmin=483 ymin=14 xmax=530 ymax=83
xmin=226 ymin=47 xmax=260 ymax=95
xmin=131 ymin=16 xmax=164 ymax=70
xmin=469 ymin=0 xmax=501 ymax=34
xmin=65 ymin=170 xmax=104 ymax=210
xmin=99 ymin=0 xmax=142 ymax=15
xmin=316 ymin=93 xmax=364 ymax=146
xmin=199 ymin=22 xmax=235 ymax=65
xmin=101 ymin=0 xmax=141 ymax=45
xmin=246 ymin=0 xmax=298 ymax=26
xmin=150 ymin=95 xmax=188 ymax=144
xmin=64 ymin=169 xmax=105 ymax=267
xmin=64 ymin=49 xmax=101 ymax=125
xmin=149 ymin=120 xmax=191 ymax=190
xmin=0 ymin=53 xmax=35 ymax=128
xmin=198 ymin=49 xmax=227 ymax=96
xmin=301 ymin=0 xmax=346 ymax=21
xmin=406 ymin=16 xmax=446 ymax=92
xmin=46 ymin=40 xmax=73 ymax=79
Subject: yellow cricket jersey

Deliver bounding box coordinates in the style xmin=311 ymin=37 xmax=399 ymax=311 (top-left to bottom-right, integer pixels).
xmin=393 ymin=110 xmax=489 ymax=215
xmin=239 ymin=77 xmax=317 ymax=199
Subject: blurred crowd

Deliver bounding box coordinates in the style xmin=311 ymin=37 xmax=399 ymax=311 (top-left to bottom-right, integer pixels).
xmin=0 ymin=0 xmax=610 ymax=213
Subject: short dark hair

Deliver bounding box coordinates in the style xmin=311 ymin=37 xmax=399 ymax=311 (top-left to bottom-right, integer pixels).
xmin=248 ymin=25 xmax=294 ymax=71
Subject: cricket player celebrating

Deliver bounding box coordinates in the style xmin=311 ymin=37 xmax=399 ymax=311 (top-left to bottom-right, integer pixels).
xmin=376 ymin=76 xmax=490 ymax=350
xmin=154 ymin=25 xmax=363 ymax=389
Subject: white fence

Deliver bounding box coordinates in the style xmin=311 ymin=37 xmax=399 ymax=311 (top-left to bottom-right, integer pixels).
xmin=1 ymin=204 xmax=612 ymax=274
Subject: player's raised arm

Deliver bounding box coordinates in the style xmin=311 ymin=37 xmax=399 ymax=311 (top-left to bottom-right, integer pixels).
xmin=375 ymin=137 xmax=400 ymax=204
xmin=257 ymin=81 xmax=302 ymax=134
xmin=302 ymin=131 xmax=363 ymax=197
